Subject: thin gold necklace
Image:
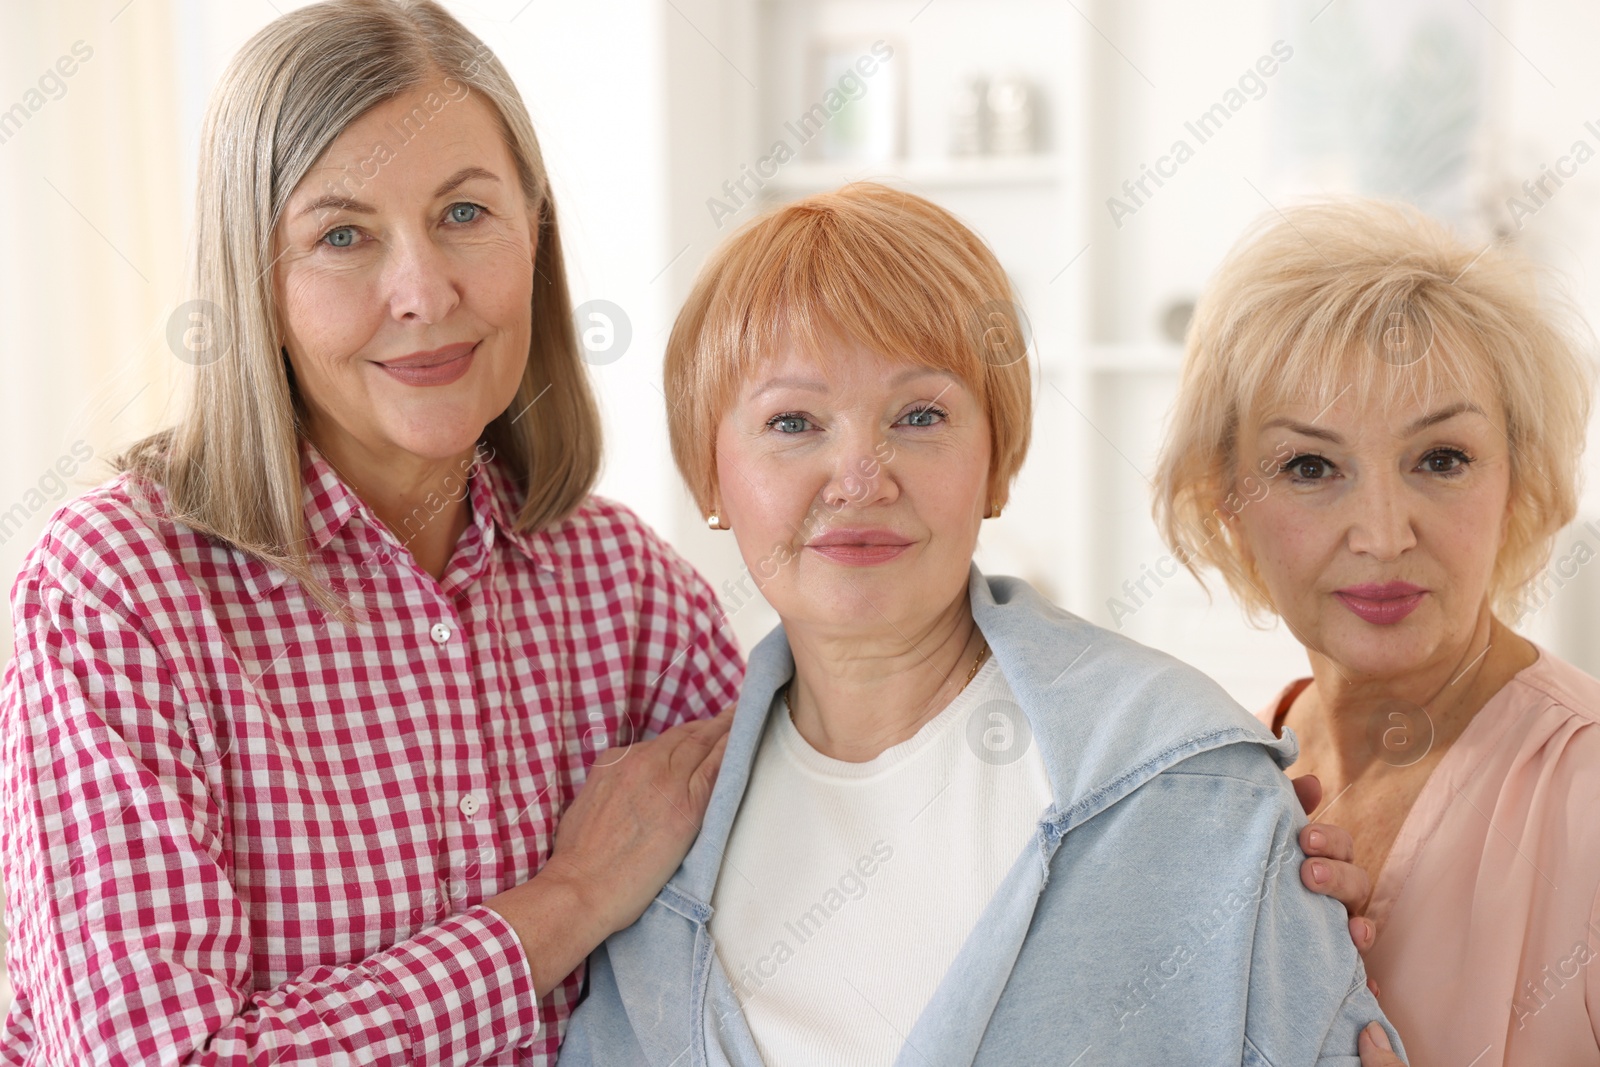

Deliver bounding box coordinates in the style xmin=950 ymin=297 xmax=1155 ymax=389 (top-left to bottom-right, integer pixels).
xmin=784 ymin=636 xmax=991 ymax=721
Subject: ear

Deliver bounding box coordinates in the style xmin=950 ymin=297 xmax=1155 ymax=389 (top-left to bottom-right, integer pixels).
xmin=984 ymin=468 xmax=1009 ymax=513
xmin=704 ymin=464 xmax=724 ymax=526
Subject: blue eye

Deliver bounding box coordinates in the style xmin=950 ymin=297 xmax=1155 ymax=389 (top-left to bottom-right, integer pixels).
xmin=318 ymin=203 xmax=486 ymax=251
xmin=899 ymin=405 xmax=947 ymax=428
xmin=767 ymin=413 xmax=811 ymax=434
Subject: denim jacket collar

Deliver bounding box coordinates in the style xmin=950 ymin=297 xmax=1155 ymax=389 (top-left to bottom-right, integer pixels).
xmin=564 ymin=568 xmax=1401 ymax=1067
xmin=666 ymin=563 xmax=1297 ymax=911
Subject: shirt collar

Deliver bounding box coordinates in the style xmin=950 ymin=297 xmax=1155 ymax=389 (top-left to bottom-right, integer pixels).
xmin=296 ymin=435 xmax=365 ymax=557
xmin=464 ymin=443 xmax=557 ymax=572
xmin=243 ymin=437 xmax=554 ymax=596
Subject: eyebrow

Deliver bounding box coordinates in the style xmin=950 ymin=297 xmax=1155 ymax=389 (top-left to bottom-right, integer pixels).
xmin=294 ymin=166 xmax=501 ymax=220
xmin=1262 ymin=401 xmax=1486 ymax=444
xmin=1403 ymin=401 xmax=1484 ymax=434
xmin=747 ymin=365 xmax=958 ymax=401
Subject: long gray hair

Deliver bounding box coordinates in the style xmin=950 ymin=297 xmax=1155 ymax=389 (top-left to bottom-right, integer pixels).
xmin=120 ymin=0 xmax=601 ymax=611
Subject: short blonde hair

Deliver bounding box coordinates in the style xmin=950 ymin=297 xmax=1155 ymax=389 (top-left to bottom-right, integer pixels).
xmin=1154 ymin=197 xmax=1594 ymax=622
xmin=665 ymin=182 xmax=1032 ymax=513
xmin=119 ymin=0 xmax=600 ymax=613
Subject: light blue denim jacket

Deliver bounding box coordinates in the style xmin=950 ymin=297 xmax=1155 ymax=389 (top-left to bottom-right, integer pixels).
xmin=559 ymin=568 xmax=1404 ymax=1066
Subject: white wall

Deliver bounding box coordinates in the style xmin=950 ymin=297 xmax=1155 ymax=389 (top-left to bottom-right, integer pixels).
xmin=6 ymin=0 xmax=1600 ymax=691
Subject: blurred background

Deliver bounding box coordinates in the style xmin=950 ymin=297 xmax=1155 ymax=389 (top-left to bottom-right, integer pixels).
xmin=4 ymin=0 xmax=1600 ymax=1005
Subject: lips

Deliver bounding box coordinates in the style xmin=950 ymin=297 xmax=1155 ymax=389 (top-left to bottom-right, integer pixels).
xmin=375 ymin=341 xmax=478 ymax=386
xmin=1333 ymin=582 xmax=1427 ymax=626
xmin=806 ymin=528 xmax=912 ymax=566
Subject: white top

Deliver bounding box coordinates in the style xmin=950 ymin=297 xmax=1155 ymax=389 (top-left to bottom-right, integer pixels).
xmin=709 ymin=657 xmax=1053 ymax=1067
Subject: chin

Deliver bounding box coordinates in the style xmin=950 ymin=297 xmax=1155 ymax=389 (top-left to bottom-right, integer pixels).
xmin=1319 ymin=615 xmax=1443 ymax=679
xmin=768 ymin=575 xmax=906 ymax=632
xmin=390 ymin=390 xmax=512 ymax=450
xmin=381 ymin=414 xmax=495 ymax=462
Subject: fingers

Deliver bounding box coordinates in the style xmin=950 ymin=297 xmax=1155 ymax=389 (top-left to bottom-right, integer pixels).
xmin=1358 ymin=1021 xmax=1406 ymax=1065
xmin=1301 ymin=854 xmax=1373 ymax=915
xmin=1350 ymin=915 xmax=1377 ymax=954
xmin=1301 ymin=822 xmax=1355 ymax=862
xmin=587 ymin=707 xmax=732 ymax=777
xmin=1300 ymin=822 xmax=1371 ymax=917
xmin=666 ymin=705 xmax=736 ymax=746
xmin=687 ymin=731 xmax=731 ymax=813
xmin=702 ymin=724 xmax=731 ymax=773
xmin=661 ymin=707 xmax=736 ymax=776
xmin=1291 ymin=773 xmax=1323 ymax=816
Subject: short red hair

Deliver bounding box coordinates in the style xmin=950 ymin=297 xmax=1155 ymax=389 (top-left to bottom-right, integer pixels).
xmin=664 ymin=182 xmax=1033 ymax=512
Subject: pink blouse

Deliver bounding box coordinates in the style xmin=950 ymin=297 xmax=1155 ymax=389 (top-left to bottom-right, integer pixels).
xmin=1259 ymin=648 xmax=1600 ymax=1066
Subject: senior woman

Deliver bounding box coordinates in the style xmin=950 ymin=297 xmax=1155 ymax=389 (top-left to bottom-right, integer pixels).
xmin=558 ymin=182 xmax=1403 ymax=1065
xmin=0 ymin=2 xmax=741 ymax=1063
xmin=1154 ymin=198 xmax=1600 ymax=1065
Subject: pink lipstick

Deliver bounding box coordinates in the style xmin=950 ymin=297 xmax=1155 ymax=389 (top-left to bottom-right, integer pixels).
xmin=1333 ymin=582 xmax=1426 ymax=625
xmin=807 ymin=528 xmax=912 ymax=566
xmin=376 ymin=341 xmax=477 ymax=386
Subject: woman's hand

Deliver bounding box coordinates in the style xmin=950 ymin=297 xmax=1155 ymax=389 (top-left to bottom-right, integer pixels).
xmin=485 ymin=707 xmax=735 ymax=993
xmin=1359 ymin=1022 xmax=1407 ymax=1065
xmin=546 ymin=706 xmax=735 ymax=929
xmin=1292 ymin=774 xmax=1380 ymax=989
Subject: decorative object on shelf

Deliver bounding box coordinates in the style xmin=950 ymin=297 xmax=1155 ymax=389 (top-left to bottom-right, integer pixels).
xmin=1160 ymin=299 xmax=1196 ymax=345
xmin=950 ymin=72 xmax=1042 ymax=157
xmin=986 ymin=74 xmax=1037 ymax=156
xmin=950 ymin=77 xmax=987 ymax=157
xmin=811 ymin=38 xmax=902 ymax=163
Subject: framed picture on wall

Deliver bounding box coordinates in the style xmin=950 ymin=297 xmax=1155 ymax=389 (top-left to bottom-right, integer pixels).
xmin=1268 ymin=0 xmax=1501 ymax=235
xmin=804 ymin=37 xmax=904 ymax=163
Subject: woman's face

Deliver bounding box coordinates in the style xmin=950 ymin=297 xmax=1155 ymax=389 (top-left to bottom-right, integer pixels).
xmin=1231 ymin=371 xmax=1513 ymax=678
xmin=272 ymin=80 xmax=535 ymax=467
xmin=715 ymin=336 xmax=993 ymax=639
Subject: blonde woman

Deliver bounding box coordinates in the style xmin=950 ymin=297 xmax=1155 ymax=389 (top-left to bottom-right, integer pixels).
xmin=559 ymin=183 xmax=1403 ymax=1066
xmin=0 ymin=2 xmax=739 ymax=1063
xmin=1155 ymin=198 xmax=1600 ymax=1065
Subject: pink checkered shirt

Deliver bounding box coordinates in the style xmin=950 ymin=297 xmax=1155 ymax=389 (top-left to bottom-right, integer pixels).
xmin=0 ymin=439 xmax=745 ymax=1065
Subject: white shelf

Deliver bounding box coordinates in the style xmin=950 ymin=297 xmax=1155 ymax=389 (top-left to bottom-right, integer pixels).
xmin=763 ymin=155 xmax=1066 ymax=194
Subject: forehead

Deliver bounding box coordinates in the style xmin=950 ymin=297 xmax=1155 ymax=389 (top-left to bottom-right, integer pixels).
xmin=1243 ymin=341 xmax=1504 ymax=437
xmin=290 ymin=83 xmax=513 ymax=209
xmin=740 ymin=333 xmax=966 ymax=400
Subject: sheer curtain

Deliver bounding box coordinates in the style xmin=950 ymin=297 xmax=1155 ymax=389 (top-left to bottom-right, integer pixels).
xmin=0 ymin=0 xmax=192 ymax=668
xmin=0 ymin=0 xmax=274 ymax=1012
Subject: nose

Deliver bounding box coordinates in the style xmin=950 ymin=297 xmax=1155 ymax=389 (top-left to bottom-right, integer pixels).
xmin=384 ymin=229 xmax=461 ymax=324
xmin=1344 ymin=471 xmax=1417 ymax=562
xmin=820 ymin=425 xmax=897 ymax=512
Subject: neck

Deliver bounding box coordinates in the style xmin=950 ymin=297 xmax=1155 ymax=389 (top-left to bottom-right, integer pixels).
xmin=784 ymin=591 xmax=984 ymax=763
xmin=305 ymin=417 xmax=479 ymax=582
xmin=1294 ymin=605 xmax=1538 ymax=787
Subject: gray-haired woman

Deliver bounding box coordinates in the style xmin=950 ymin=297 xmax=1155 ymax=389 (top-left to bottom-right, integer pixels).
xmin=0 ymin=3 xmax=735 ymax=1063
